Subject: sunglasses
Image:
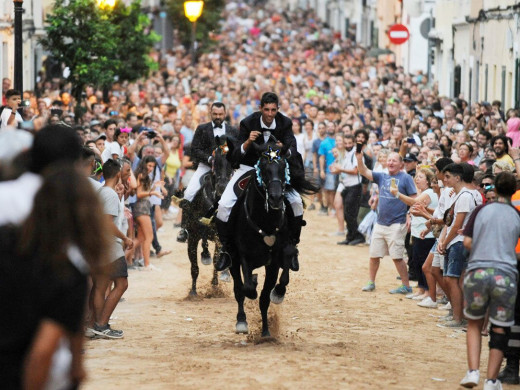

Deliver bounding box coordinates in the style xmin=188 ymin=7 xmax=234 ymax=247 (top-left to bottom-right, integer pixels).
xmin=480 ymin=182 xmax=493 ymax=188
xmin=93 ymin=161 xmax=103 ymax=174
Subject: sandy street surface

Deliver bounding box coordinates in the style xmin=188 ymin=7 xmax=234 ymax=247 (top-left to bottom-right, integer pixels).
xmin=83 ymin=209 xmax=513 ymax=390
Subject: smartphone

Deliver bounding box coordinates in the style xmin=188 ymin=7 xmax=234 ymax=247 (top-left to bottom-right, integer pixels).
xmin=356 ymin=143 xmax=363 ymax=153
xmin=390 ymin=178 xmax=397 ymax=188
xmin=406 ymin=137 xmax=416 ymax=144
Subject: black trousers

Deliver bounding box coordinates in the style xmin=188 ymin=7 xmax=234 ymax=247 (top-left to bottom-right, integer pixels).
xmin=342 ymin=184 xmax=364 ymax=242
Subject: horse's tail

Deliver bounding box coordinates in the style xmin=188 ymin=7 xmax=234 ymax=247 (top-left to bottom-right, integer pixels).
xmin=289 ymin=175 xmax=320 ymax=196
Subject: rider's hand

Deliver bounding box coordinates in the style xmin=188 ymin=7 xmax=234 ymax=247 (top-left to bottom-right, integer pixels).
xmin=249 ymin=131 xmax=261 ymax=142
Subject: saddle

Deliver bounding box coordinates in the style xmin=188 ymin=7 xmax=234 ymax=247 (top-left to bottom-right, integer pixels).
xmin=232 ymin=170 xmax=254 ymax=198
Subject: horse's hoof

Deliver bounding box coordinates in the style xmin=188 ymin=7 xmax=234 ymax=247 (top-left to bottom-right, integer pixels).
xmin=201 ymin=252 xmax=212 ymax=266
xmin=219 ymin=269 xmax=231 ymax=283
xmin=270 ymin=288 xmax=285 ymax=304
xmin=236 ymin=321 xmax=248 ymax=334
xmin=189 ymin=290 xmax=197 ymax=297
xmin=261 ymin=330 xmax=271 ymax=338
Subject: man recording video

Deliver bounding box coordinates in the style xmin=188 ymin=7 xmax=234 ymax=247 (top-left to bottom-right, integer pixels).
xmin=0 ymin=89 xmax=23 ymax=131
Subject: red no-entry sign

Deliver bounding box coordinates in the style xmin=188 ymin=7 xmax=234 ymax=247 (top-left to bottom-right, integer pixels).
xmin=388 ymin=24 xmax=410 ymax=45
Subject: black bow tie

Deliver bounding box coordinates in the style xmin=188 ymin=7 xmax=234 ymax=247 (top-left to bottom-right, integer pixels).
xmin=213 ymin=124 xmax=222 ymax=129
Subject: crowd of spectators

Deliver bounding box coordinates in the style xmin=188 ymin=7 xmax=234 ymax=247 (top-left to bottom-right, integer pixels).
xmin=0 ymin=1 xmax=519 ymax=388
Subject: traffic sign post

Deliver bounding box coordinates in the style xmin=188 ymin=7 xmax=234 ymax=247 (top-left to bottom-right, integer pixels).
xmin=388 ymin=24 xmax=410 ymax=45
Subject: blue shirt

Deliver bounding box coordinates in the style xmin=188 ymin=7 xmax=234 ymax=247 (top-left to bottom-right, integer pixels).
xmin=318 ymin=137 xmax=336 ymax=173
xmin=372 ymin=171 xmax=416 ymax=226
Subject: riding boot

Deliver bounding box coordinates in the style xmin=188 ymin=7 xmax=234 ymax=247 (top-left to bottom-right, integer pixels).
xmin=285 ymin=215 xmax=306 ymax=272
xmin=176 ymin=199 xmax=191 ymax=243
xmin=215 ymin=218 xmax=232 ymax=271
xmin=498 ymin=355 xmax=520 ymax=384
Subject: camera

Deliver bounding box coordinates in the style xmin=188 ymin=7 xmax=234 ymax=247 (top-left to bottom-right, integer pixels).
xmin=356 ymin=143 xmax=363 ymax=154
xmin=50 ymin=108 xmax=63 ymax=117
xmin=407 ymin=137 xmax=416 ymax=144
xmin=21 ymin=100 xmax=30 ymax=107
xmin=146 ymin=130 xmax=157 ymax=139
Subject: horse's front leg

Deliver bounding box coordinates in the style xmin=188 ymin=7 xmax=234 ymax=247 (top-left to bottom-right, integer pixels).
xmin=241 ymin=255 xmax=258 ymax=300
xmin=271 ymin=253 xmax=289 ymax=304
xmin=200 ymin=236 xmax=212 ymax=266
xmin=229 ymin=261 xmax=248 ymax=334
xmin=260 ymin=264 xmax=279 ymax=337
xmin=187 ymin=235 xmax=199 ymax=296
xmin=214 ymin=241 xmax=230 ymax=283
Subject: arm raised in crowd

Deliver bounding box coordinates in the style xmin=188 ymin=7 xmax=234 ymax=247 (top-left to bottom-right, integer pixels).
xmin=126 ymin=132 xmax=147 ymax=161
xmin=355 ymin=150 xmax=373 ymax=182
xmin=156 ymin=133 xmax=170 ymax=166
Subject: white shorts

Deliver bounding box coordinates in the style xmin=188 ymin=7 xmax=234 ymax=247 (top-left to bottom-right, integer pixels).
xmin=369 ymin=222 xmax=407 ymax=259
xmin=183 ymin=164 xmax=211 ymax=202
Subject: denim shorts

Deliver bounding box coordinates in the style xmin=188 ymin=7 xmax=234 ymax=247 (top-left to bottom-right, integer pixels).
xmin=323 ymin=172 xmax=337 ymax=191
xmin=444 ymin=241 xmax=466 ymax=278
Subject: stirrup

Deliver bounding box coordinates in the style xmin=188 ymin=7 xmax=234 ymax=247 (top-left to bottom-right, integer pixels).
xmin=199 ymin=215 xmax=214 ymax=226
xmin=171 ymin=195 xmax=182 ymax=205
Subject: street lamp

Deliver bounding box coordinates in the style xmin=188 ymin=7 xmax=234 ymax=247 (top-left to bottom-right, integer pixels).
xmin=13 ymin=0 xmax=23 ymax=91
xmin=184 ymin=1 xmax=203 ymax=66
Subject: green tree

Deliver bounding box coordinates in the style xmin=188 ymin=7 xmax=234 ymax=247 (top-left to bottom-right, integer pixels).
xmin=166 ymin=0 xmax=224 ymax=52
xmin=40 ymin=0 xmax=159 ymax=106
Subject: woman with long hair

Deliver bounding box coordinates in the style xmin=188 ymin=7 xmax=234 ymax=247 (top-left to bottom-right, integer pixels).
xmin=0 ymin=166 xmax=109 ymax=389
xmin=390 ymin=168 xmax=439 ymax=301
xmin=134 ymin=155 xmax=163 ymax=269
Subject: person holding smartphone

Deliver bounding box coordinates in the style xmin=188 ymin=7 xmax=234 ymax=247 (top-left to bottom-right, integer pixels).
xmin=0 ymin=89 xmax=23 ymax=131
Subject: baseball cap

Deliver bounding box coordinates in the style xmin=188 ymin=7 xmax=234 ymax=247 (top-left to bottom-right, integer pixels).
xmin=404 ymin=153 xmax=418 ymax=162
xmin=94 ymin=133 xmax=107 ymax=142
xmin=90 ymin=120 xmax=101 ymax=127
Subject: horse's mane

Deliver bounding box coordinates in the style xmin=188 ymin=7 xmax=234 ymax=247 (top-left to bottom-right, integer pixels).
xmin=254 ymin=142 xmax=320 ymax=197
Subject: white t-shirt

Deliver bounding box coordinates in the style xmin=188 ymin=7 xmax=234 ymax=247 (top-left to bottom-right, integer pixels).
xmin=339 ymin=149 xmax=362 ymax=187
xmin=433 ymin=186 xmax=455 ymax=219
xmin=88 ymin=177 xmax=104 ymax=191
xmin=445 ymin=189 xmax=481 ymax=248
xmin=0 ymin=172 xmax=42 ymax=225
xmin=0 ymin=107 xmax=23 ymax=131
xmin=101 ymin=141 xmax=122 ymax=163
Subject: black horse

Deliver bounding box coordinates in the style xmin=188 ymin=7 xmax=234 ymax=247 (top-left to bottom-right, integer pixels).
xmin=184 ymin=136 xmax=233 ymax=296
xmin=227 ymin=143 xmax=318 ymax=337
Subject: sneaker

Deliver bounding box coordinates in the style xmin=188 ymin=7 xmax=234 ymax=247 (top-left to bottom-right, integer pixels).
xmin=85 ymin=327 xmax=96 ymax=338
xmin=460 ymin=370 xmax=480 ymax=388
xmin=362 ymin=281 xmax=375 ymax=292
xmin=437 ymin=319 xmax=467 ymax=328
xmin=483 ymin=379 xmax=503 ymax=390
xmin=417 ymin=297 xmax=438 ymax=308
xmin=317 ymin=207 xmax=328 ymax=216
xmin=438 ymin=296 xmax=448 ymax=305
xmin=438 ymin=302 xmax=452 ymax=310
xmin=107 ymin=324 xmax=124 ymax=336
xmin=347 ymin=237 xmax=365 ymax=246
xmin=405 ymin=292 xmax=416 ymax=299
xmin=389 ymin=285 xmax=413 ymax=294
xmin=92 ymin=325 xmax=124 ymax=339
xmin=412 ymin=293 xmax=428 ymax=301
xmin=307 ymin=203 xmax=316 ymax=211
xmin=439 ymin=314 xmax=453 ymax=322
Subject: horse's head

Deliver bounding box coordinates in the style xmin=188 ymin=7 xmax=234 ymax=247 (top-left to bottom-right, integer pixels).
xmin=255 ymin=144 xmax=290 ymax=211
xmin=212 ymin=135 xmax=233 ymax=197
